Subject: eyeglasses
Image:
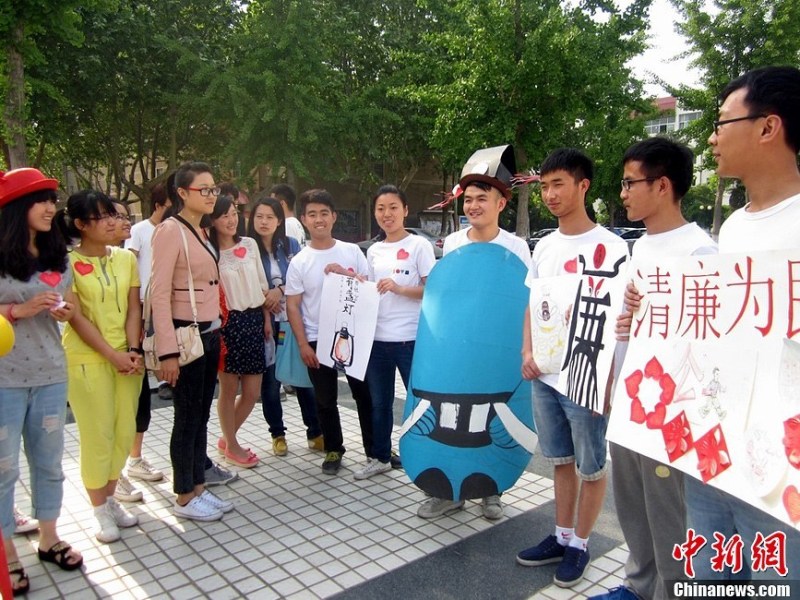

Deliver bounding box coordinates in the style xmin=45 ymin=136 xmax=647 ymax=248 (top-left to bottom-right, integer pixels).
xmin=113 ymin=213 xmax=132 ymax=222
xmin=621 ymin=177 xmax=658 ymax=191
xmin=87 ymin=213 xmax=116 ymax=222
xmin=185 ymin=186 xmax=221 ymax=198
xmin=712 ymin=114 xmax=766 ymax=135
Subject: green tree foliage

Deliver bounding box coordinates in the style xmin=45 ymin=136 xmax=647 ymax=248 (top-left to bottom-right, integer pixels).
xmin=670 ymin=0 xmax=800 ymax=233
xmin=0 ymin=0 xmax=112 ymax=167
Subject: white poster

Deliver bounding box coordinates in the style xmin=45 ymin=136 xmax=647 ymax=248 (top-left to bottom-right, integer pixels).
xmin=556 ymin=241 xmax=629 ymax=413
xmin=606 ymin=249 xmax=800 ymax=529
xmin=529 ymin=274 xmax=580 ymax=374
xmin=316 ymin=274 xmax=379 ymax=381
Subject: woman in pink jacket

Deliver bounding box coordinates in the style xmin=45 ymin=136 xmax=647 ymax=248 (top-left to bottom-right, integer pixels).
xmin=150 ymin=162 xmax=233 ymax=522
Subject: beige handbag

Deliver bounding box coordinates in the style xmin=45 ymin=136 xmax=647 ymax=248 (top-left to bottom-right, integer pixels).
xmin=142 ymin=224 xmax=204 ymax=370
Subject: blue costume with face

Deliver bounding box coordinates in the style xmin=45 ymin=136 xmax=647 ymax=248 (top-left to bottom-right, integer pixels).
xmin=399 ymin=243 xmax=537 ymax=500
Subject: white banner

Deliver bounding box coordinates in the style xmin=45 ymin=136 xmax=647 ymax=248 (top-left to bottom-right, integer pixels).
xmin=606 ymin=249 xmax=800 ymax=529
xmin=316 ymin=274 xmax=379 ymax=380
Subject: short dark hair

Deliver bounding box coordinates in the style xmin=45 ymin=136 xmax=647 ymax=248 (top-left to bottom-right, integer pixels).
xmin=540 ymin=148 xmax=594 ymax=185
xmin=270 ymin=183 xmax=297 ymax=210
xmin=622 ymin=137 xmax=694 ymax=199
xmin=299 ymin=189 xmax=336 ymax=215
xmin=165 ymin=161 xmax=214 ymax=220
xmin=219 ymin=182 xmax=239 ymax=198
xmin=721 ymin=66 xmax=800 ymax=153
xmin=150 ymin=182 xmax=169 ymax=211
xmin=463 ymin=181 xmax=501 ymax=195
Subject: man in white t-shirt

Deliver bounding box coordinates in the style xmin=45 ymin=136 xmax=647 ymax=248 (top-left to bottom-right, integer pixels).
xmin=271 ymin=183 xmax=306 ymax=246
xmin=417 ymin=144 xmax=531 ymax=522
xmin=285 ymin=189 xmax=373 ymax=476
xmin=517 ymin=148 xmax=623 ymax=588
xmin=679 ymin=66 xmax=800 ymax=582
xmin=591 ymin=138 xmax=717 ymax=600
xmin=119 ymin=183 xmax=172 ymax=493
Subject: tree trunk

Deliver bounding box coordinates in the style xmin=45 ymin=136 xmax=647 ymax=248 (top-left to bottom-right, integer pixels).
xmin=4 ymin=21 xmax=28 ymax=168
xmin=515 ymin=184 xmax=530 ymax=238
xmin=712 ymin=177 xmax=725 ymax=239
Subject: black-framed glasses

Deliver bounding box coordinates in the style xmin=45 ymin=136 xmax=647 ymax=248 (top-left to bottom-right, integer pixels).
xmin=87 ymin=213 xmax=116 ymax=222
xmin=185 ymin=186 xmax=221 ymax=198
xmin=713 ymin=114 xmax=766 ymax=135
xmin=113 ymin=213 xmax=132 ymax=222
xmin=621 ymin=177 xmax=658 ymax=191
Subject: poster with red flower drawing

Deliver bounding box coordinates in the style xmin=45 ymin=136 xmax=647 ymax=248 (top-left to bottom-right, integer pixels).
xmin=606 ymin=249 xmax=800 ymax=529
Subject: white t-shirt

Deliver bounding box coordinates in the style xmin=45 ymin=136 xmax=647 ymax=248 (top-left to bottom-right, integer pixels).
xmin=527 ymin=224 xmax=622 ymax=388
xmin=443 ymin=227 xmax=531 ymax=268
xmin=285 ymin=240 xmax=368 ymax=341
xmin=285 ymin=216 xmax=306 ymax=246
xmin=218 ymin=237 xmax=269 ymax=312
xmin=367 ymin=235 xmax=436 ymax=341
xmin=632 ymin=222 xmax=718 ymax=259
xmin=719 ymin=193 xmax=800 ymax=253
xmin=125 ymin=219 xmax=156 ymax=301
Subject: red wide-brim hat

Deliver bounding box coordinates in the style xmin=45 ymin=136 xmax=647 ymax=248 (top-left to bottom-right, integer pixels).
xmin=0 ymin=168 xmax=59 ymax=208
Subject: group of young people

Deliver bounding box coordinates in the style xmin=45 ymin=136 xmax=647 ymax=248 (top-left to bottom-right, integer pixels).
xmin=0 ymin=64 xmax=798 ymax=598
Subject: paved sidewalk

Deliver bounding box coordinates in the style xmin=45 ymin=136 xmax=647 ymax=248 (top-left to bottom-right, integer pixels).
xmin=12 ymin=385 xmax=628 ymax=599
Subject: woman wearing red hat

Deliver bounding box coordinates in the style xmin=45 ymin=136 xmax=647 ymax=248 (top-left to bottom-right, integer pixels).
xmin=0 ymin=168 xmax=84 ymax=595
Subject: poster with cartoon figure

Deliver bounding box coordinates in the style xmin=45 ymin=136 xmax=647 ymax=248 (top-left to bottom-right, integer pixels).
xmin=316 ymin=274 xmax=379 ymax=380
xmin=529 ymin=275 xmax=580 ymax=374
xmin=556 ymin=241 xmax=629 ymax=413
xmin=606 ymin=249 xmax=800 ymax=529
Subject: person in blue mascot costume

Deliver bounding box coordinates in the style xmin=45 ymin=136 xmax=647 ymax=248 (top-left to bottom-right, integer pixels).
xmin=399 ymin=145 xmax=538 ymax=514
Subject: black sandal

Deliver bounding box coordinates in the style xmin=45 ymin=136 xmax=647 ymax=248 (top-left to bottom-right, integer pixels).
xmin=8 ymin=560 xmax=30 ymax=597
xmin=37 ymin=540 xmax=83 ymax=571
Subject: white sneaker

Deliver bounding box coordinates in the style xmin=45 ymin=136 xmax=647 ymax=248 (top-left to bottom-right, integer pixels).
xmin=127 ymin=457 xmax=164 ymax=482
xmin=174 ymin=496 xmax=223 ymax=522
xmin=481 ymin=495 xmax=504 ymax=520
xmin=354 ymin=459 xmax=392 ymax=480
xmin=94 ymin=504 xmax=120 ymax=543
xmin=199 ymin=490 xmax=234 ymax=513
xmin=417 ymin=496 xmax=465 ymax=519
xmin=114 ymin=475 xmax=143 ymax=502
xmin=13 ymin=507 xmax=39 ymax=534
xmin=107 ymin=497 xmax=138 ymax=528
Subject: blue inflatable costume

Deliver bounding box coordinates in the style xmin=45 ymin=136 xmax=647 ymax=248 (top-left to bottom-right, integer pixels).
xmin=399 ymin=243 xmax=538 ymax=501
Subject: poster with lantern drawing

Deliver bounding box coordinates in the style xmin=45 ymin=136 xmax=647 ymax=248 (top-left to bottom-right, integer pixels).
xmin=316 ymin=274 xmax=379 ymax=380
xmin=606 ymin=249 xmax=800 ymax=529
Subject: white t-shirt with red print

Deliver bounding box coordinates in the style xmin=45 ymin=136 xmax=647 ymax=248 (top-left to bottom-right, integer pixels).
xmin=367 ymin=235 xmax=436 ymax=342
xmin=526 ymin=224 xmax=622 ymax=388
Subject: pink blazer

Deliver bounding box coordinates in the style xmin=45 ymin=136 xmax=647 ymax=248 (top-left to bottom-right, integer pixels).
xmin=150 ymin=217 xmax=220 ymax=358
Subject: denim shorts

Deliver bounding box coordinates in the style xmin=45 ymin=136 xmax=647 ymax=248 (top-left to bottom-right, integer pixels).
xmin=532 ymin=379 xmax=608 ymax=480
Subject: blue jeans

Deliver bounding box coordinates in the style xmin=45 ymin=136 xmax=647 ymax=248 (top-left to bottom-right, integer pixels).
xmin=261 ymin=363 xmax=321 ymax=439
xmin=0 ymin=383 xmax=67 ymax=537
xmin=365 ymin=341 xmax=414 ymax=463
xmin=685 ymin=476 xmax=800 ymax=580
xmin=532 ymin=378 xmax=608 ymax=480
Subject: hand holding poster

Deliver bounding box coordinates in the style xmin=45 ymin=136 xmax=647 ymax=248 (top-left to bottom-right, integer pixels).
xmin=606 ymin=249 xmax=800 ymax=529
xmin=315 ymin=273 xmax=379 ymax=380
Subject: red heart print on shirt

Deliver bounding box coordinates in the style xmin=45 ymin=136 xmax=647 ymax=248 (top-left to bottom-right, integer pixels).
xmin=74 ymin=262 xmax=94 ymax=276
xmin=39 ymin=271 xmax=62 ymax=287
xmin=564 ymin=258 xmax=578 ymax=273
xmin=397 ymin=249 xmax=410 ymax=260
xmin=233 ymin=246 xmax=247 ymax=259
